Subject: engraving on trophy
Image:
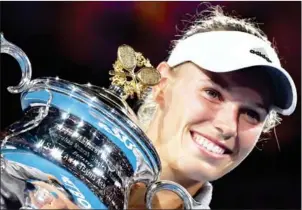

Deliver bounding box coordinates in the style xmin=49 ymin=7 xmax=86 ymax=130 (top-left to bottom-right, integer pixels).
xmin=40 ymin=108 xmax=131 ymax=209
xmin=1 ymin=107 xmax=134 ymax=209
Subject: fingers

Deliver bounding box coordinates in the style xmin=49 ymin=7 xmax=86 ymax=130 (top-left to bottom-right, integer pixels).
xmin=31 ymin=181 xmax=79 ymax=209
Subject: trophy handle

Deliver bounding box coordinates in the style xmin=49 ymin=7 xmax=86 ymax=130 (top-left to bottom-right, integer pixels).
xmin=1 ymin=89 xmax=52 ymax=152
xmin=145 ymin=180 xmax=200 ymax=209
xmin=0 ymin=32 xmax=32 ymax=93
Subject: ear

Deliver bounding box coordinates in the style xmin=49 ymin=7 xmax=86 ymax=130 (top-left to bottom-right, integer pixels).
xmin=152 ymin=61 xmax=173 ymax=108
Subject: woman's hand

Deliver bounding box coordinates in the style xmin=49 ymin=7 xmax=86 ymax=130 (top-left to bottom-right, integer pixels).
xmin=128 ymin=183 xmax=184 ymax=209
xmin=30 ymin=181 xmax=80 ymax=209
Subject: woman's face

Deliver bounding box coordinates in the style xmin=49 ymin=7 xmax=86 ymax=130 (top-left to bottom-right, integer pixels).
xmin=150 ymin=62 xmax=273 ymax=182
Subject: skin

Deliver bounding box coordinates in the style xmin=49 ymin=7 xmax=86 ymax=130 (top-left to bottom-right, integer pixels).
xmin=129 ymin=61 xmax=273 ymax=209
xmin=30 ymin=181 xmax=80 ymax=209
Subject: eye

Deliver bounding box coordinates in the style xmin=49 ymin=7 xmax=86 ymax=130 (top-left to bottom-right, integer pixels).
xmin=242 ymin=109 xmax=261 ymax=124
xmin=204 ymin=89 xmax=222 ymax=101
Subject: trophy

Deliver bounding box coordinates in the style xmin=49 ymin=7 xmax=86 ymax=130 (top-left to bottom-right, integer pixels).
xmin=0 ymin=33 xmax=200 ymax=209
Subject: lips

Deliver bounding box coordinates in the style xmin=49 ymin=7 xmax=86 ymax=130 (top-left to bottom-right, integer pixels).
xmin=190 ymin=131 xmax=233 ymax=156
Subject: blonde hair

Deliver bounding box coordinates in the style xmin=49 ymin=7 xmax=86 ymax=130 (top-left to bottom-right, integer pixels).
xmin=137 ymin=5 xmax=282 ymax=134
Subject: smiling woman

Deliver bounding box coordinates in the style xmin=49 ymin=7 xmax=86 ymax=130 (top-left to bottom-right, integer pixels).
xmin=0 ymin=2 xmax=299 ymax=209
xmin=153 ymin=64 xmax=276 ymax=181
xmin=132 ymin=5 xmax=297 ymax=209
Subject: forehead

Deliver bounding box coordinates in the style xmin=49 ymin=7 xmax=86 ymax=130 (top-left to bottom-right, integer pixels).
xmin=176 ymin=62 xmax=274 ymax=105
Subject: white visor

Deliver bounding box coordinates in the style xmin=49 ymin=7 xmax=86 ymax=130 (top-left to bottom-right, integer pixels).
xmin=167 ymin=31 xmax=297 ymax=116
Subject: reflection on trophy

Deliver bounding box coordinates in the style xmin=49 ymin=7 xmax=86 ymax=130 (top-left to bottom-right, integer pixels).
xmin=0 ymin=33 xmax=199 ymax=209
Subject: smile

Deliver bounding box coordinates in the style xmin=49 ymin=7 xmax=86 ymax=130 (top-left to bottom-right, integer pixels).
xmin=190 ymin=131 xmax=233 ymax=158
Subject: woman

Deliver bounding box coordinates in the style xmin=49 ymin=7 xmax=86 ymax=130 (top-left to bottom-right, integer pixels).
xmin=129 ymin=5 xmax=297 ymax=209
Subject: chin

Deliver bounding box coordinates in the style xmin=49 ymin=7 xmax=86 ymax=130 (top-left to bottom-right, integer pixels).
xmin=176 ymin=157 xmax=226 ymax=182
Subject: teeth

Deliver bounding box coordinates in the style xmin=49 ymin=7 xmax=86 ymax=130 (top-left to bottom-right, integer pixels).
xmin=194 ymin=134 xmax=225 ymax=155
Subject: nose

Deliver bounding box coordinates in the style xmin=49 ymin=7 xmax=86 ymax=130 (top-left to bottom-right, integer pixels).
xmin=212 ymin=103 xmax=238 ymax=140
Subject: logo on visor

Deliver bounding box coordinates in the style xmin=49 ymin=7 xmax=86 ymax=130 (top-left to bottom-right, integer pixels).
xmin=250 ymin=48 xmax=272 ymax=63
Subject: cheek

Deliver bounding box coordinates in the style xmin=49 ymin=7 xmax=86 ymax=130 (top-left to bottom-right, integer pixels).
xmin=238 ymin=126 xmax=263 ymax=155
xmin=185 ymin=95 xmax=214 ymax=123
xmin=167 ymin=85 xmax=201 ymax=121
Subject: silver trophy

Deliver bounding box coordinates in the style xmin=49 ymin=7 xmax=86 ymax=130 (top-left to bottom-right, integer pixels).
xmin=0 ymin=33 xmax=200 ymax=209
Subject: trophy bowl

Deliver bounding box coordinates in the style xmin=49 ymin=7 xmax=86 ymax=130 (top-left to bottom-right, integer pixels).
xmin=0 ymin=33 xmax=198 ymax=209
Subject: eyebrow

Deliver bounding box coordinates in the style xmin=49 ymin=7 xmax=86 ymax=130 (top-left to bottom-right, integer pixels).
xmin=200 ymin=78 xmax=225 ymax=89
xmin=200 ymin=79 xmax=269 ymax=114
xmin=254 ymin=103 xmax=269 ymax=114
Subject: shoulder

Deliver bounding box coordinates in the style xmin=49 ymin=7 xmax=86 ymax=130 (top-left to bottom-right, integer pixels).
xmin=193 ymin=182 xmax=213 ymax=209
